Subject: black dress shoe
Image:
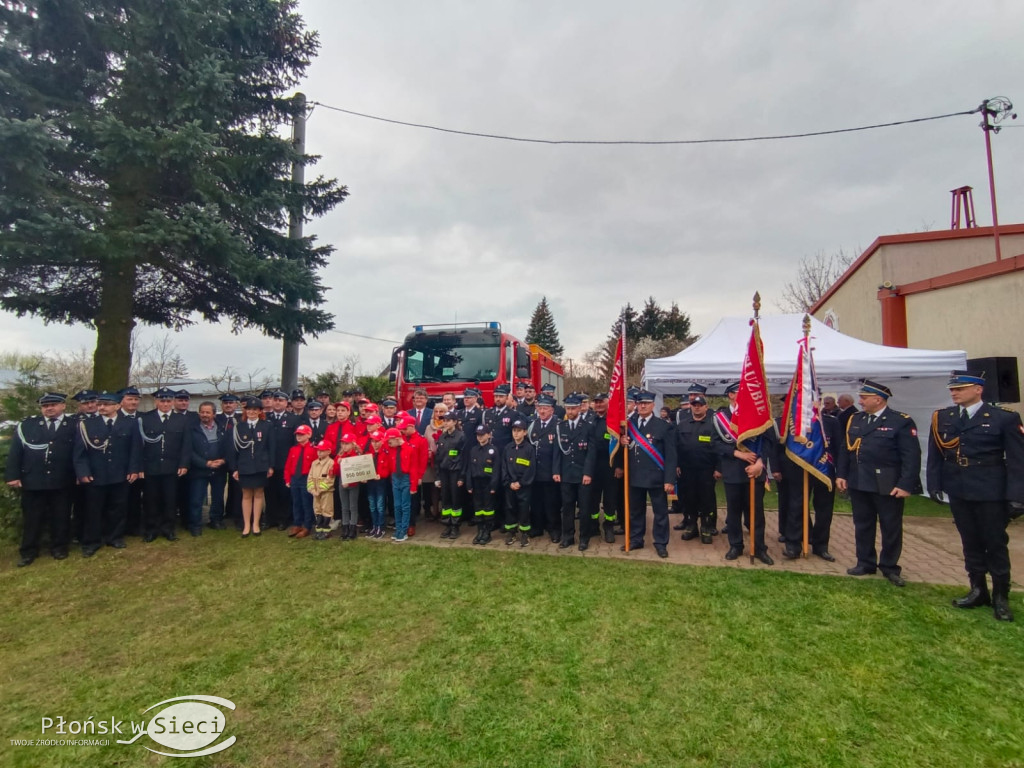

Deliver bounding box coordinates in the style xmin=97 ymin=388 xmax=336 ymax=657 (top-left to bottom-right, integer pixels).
xmin=190 ymin=529 xmax=202 ymax=537
xmin=603 ymin=528 xmax=615 ymax=543
xmin=17 ymin=556 xmax=35 ymax=568
xmin=82 ymin=546 xmax=100 ymax=558
xmin=277 ymin=523 xmax=288 ymax=531
xmin=578 ymin=538 xmax=590 ymax=552
xmin=558 ymin=539 xmax=574 ymax=549
xmin=672 ymin=522 xmax=686 ymax=531
xmin=549 ymin=533 xmax=560 ymax=544
xmin=655 ymin=545 xmax=668 ymax=558
xmin=724 ymin=546 xmax=743 ymax=561
xmin=883 ymin=571 xmax=906 ymax=587
xmin=142 ymin=534 xmax=157 ymax=543
xmin=813 ymin=549 xmax=836 ymax=562
xmin=621 ymin=543 xmax=643 ymax=552
xmin=782 ymin=545 xmax=801 ymax=560
xmin=165 ymin=533 xmax=178 ymax=542
xmin=109 ymin=539 xmax=127 ymax=549
xmin=846 ymin=565 xmax=876 ymax=576
xmin=756 ymin=549 xmax=774 ymax=566
xmin=993 ymin=594 xmax=1014 ymax=622
xmin=777 ymin=535 xmax=787 ymax=543
xmin=52 ymin=551 xmax=68 ymax=561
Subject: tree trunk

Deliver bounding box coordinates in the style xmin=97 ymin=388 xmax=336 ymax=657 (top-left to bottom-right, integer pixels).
xmin=92 ymin=259 xmax=137 ymax=391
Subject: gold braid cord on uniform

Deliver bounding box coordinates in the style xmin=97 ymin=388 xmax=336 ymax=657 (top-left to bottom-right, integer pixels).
xmin=844 ymin=418 xmax=861 ymax=458
xmin=931 ymin=410 xmax=959 ymax=460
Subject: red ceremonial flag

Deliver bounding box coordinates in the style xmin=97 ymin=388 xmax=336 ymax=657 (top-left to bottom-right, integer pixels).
xmin=606 ymin=326 xmax=626 ymax=464
xmin=730 ymin=319 xmax=775 ymax=446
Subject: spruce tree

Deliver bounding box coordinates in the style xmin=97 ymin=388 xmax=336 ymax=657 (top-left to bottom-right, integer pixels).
xmin=525 ymin=297 xmax=564 ymax=358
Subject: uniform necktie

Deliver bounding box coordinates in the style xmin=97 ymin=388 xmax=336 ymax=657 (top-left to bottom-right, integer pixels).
xmin=161 ymin=413 xmax=168 ymax=423
xmin=960 ymin=407 xmax=969 ymax=426
xmin=106 ymin=418 xmax=113 ymax=428
xmin=867 ymin=414 xmax=876 ymax=425
xmin=640 ymin=418 xmax=647 ymax=430
xmin=48 ymin=418 xmax=57 ymax=433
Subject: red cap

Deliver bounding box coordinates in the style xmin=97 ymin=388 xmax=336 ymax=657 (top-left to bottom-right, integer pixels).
xmin=339 ymin=429 xmax=357 ymax=444
xmin=364 ymin=414 xmax=382 ymax=426
xmin=361 ymin=402 xmax=379 ymax=413
xmin=384 ymin=427 xmax=403 ymax=440
xmin=294 ymin=425 xmax=313 ymax=435
xmin=314 ymin=440 xmax=332 ymax=451
xmin=369 ymin=429 xmax=385 ymax=442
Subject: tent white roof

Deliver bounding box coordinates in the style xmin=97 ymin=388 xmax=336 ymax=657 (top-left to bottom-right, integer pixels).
xmin=643 ymin=314 xmax=966 ymax=395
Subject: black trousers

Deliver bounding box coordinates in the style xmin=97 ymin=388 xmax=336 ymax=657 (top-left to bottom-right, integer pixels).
xmin=627 ymin=485 xmax=670 ymax=548
xmin=531 ymin=481 xmax=560 ymax=536
xmin=783 ymin=473 xmax=836 ymax=550
xmin=143 ymin=474 xmax=178 ymax=537
xmin=438 ymin=469 xmax=462 ymax=518
xmin=176 ymin=473 xmax=190 ymax=528
xmin=589 ymin=467 xmax=620 ymax=526
xmin=949 ymin=496 xmax=1011 ymax=579
xmin=560 ymin=481 xmax=593 ymax=542
xmin=19 ymin=487 xmax=72 ymax=559
xmin=72 ymin=483 xmax=88 ymax=543
xmin=680 ymin=469 xmax=717 ymax=530
xmin=264 ymin=472 xmax=290 ymax=527
xmin=125 ymin=480 xmax=143 ymax=535
xmin=469 ymin=477 xmax=496 ymax=518
xmin=83 ymin=482 xmax=129 ymax=547
xmin=225 ymin=475 xmax=242 ymax=528
xmin=849 ymin=488 xmax=904 ymax=574
xmin=504 ymin=485 xmax=532 ymax=531
xmin=724 ymin=480 xmax=766 ymax=552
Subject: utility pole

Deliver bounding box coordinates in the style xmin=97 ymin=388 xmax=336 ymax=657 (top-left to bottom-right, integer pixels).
xmin=281 ymin=92 xmax=306 ymax=392
xmin=979 ymin=97 xmax=1017 ymax=262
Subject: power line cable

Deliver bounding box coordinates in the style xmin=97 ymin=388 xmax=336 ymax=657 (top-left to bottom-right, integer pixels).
xmin=328 ymin=328 xmax=402 ymax=344
xmin=309 ymin=101 xmax=979 ymax=146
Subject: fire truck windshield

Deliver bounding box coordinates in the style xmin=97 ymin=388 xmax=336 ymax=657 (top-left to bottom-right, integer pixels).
xmin=402 ymin=338 xmax=501 ymax=383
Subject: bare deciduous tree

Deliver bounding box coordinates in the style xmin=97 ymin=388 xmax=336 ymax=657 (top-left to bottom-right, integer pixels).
xmin=777 ymin=248 xmax=856 ymax=313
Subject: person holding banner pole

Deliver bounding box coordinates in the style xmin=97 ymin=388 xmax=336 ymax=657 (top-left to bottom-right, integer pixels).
xmin=620 ymin=391 xmax=676 ymax=558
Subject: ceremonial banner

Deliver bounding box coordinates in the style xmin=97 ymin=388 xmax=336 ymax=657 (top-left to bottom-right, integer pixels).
xmin=730 ymin=319 xmax=775 ymax=446
xmin=606 ymin=327 xmax=626 ymax=466
xmin=782 ymin=336 xmax=833 ymax=489
xmin=339 ymin=453 xmax=378 ymax=485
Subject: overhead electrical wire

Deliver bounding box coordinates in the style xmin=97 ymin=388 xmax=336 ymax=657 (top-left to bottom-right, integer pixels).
xmin=308 ymin=101 xmax=980 ymax=146
xmin=328 ymin=328 xmax=402 ymax=344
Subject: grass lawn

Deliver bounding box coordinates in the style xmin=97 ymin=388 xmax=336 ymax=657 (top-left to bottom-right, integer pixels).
xmin=2 ymin=533 xmax=1020 ymax=768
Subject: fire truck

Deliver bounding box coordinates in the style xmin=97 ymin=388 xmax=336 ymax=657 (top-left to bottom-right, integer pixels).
xmin=389 ymin=322 xmax=564 ymax=409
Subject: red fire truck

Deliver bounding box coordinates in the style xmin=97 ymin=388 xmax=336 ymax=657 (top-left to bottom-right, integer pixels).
xmin=389 ymin=322 xmax=564 ymax=408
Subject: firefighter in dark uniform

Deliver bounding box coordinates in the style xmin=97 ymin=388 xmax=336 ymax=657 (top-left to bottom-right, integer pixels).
xmin=675 ymin=394 xmax=720 ymax=544
xmin=621 ymin=390 xmax=677 ymax=557
xmin=73 ymin=391 xmax=143 ymax=555
xmin=714 ymin=382 xmax=778 ymax=565
xmin=673 ymin=383 xmax=707 ymax=526
xmin=553 ymin=393 xmax=598 ymax=550
xmin=579 ymin=393 xmax=595 ymax=424
xmin=465 ymin=424 xmax=500 ymax=545
xmin=927 ymin=370 xmax=1024 ymax=621
xmin=528 ymin=393 xmax=561 ymax=540
xmin=458 ymin=387 xmax=485 ymax=526
xmin=517 ymin=384 xmax=537 ymax=418
xmin=837 ymin=379 xmax=921 ymax=587
xmin=485 ymin=384 xmax=517 ymax=528
xmin=541 ymin=383 xmax=565 ymax=419
xmin=138 ymin=387 xmax=192 ymax=542
xmin=118 ymin=386 xmax=144 ymax=535
xmin=435 ymin=411 xmax=466 ymax=539
xmin=502 ymin=416 xmax=536 ymax=547
xmin=779 ymin=409 xmax=839 ymax=562
xmin=69 ymin=389 xmax=99 ymax=543
xmin=5 ymin=393 xmax=76 ymax=567
xmin=265 ymin=390 xmax=299 ymax=530
xmin=588 ymin=392 xmax=619 ymax=543
xmin=173 ymin=390 xmax=197 ymax=530
xmin=217 ymin=394 xmax=243 ymax=528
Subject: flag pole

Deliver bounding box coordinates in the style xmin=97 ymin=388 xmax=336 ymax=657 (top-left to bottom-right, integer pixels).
xmin=621 ymin=321 xmax=631 ymax=552
xmin=749 ymin=292 xmax=760 ymax=563
xmin=801 ymin=314 xmax=811 ymax=558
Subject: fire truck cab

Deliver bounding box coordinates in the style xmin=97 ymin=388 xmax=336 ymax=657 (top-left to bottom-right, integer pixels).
xmin=389 ymin=322 xmax=564 ymax=409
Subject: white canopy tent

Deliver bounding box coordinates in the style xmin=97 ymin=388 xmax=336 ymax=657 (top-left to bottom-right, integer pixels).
xmin=643 ymin=314 xmax=967 ymax=491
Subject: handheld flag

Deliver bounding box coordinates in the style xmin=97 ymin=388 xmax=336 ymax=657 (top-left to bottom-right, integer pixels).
xmin=606 ymin=328 xmax=626 ymax=465
xmin=782 ymin=333 xmax=833 ymax=489
xmin=730 ymin=318 xmax=775 ymax=447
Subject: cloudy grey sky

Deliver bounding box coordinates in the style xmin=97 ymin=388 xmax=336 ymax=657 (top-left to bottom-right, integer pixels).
xmin=4 ymin=0 xmax=1023 ymax=382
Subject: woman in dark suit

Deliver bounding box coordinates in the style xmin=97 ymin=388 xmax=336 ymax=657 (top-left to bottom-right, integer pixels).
xmin=228 ymin=398 xmax=275 ymax=537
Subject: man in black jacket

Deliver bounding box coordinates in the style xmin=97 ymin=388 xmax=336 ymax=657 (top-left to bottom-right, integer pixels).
xmin=553 ymin=394 xmax=598 ymax=550
xmin=837 ymin=380 xmax=921 ymax=587
xmin=138 ymin=387 xmax=192 ymax=542
xmin=189 ymin=401 xmax=228 ymax=535
xmin=927 ymin=370 xmax=1024 ymax=621
xmin=6 ymin=393 xmax=76 ymax=566
xmin=74 ymin=391 xmax=143 ymax=555
xmin=528 ymin=394 xmax=561 ymax=540
xmin=621 ymin=390 xmax=677 ymax=558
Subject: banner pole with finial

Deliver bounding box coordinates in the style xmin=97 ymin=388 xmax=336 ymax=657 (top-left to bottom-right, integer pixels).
xmin=749 ymin=292 xmax=760 ymax=563
xmin=802 ymin=313 xmax=811 ymax=558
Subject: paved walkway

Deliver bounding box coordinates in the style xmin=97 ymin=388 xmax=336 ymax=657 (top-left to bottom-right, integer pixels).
xmin=399 ymin=507 xmax=1024 ymax=588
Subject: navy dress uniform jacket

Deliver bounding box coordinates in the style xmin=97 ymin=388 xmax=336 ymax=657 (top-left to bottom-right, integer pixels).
xmin=625 ymin=414 xmax=677 ymax=488
xmin=838 ymin=409 xmax=921 ymax=494
xmin=228 ymin=420 xmax=276 ymax=475
xmin=926 ymin=403 xmax=1024 ymax=502
xmin=73 ymin=415 xmax=143 ymax=485
xmin=552 ymin=418 xmax=598 ymax=482
xmin=5 ymin=415 xmax=76 ymax=490
xmin=139 ymin=411 xmax=192 ymax=476
xmin=528 ymin=416 xmax=560 ymax=482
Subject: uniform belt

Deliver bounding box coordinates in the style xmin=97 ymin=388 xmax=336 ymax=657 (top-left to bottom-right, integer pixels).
xmin=946 ymin=455 xmax=1002 ymax=468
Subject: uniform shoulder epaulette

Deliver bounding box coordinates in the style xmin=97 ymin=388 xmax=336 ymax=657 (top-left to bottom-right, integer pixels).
xmin=898 ymin=412 xmax=911 ymax=419
xmin=995 ymin=403 xmax=1016 ymax=413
